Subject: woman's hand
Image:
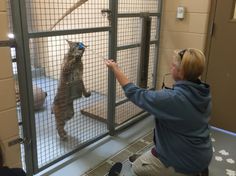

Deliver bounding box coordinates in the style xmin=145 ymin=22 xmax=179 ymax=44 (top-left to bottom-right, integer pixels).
xmin=104 ymin=59 xmax=130 ymax=86
xmin=104 ymin=59 xmax=119 ymax=71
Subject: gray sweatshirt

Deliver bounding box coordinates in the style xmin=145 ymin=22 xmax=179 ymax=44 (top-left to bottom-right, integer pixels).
xmin=123 ymin=80 xmax=212 ymax=174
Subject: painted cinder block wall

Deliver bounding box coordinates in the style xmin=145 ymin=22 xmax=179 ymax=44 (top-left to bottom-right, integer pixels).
xmin=157 ymin=0 xmax=211 ymax=88
xmin=0 ymin=0 xmax=22 ymax=168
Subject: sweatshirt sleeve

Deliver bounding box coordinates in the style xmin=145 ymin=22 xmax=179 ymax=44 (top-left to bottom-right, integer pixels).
xmin=122 ymin=83 xmax=171 ymax=117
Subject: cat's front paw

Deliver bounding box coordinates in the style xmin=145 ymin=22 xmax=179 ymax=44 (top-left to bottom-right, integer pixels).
xmin=84 ymin=92 xmax=91 ymax=98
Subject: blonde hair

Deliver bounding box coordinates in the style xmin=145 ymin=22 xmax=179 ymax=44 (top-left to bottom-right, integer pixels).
xmin=174 ymin=48 xmax=205 ymax=81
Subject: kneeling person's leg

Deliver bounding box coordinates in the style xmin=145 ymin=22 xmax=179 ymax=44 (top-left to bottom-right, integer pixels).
xmin=132 ymin=150 xmax=189 ymax=176
xmin=132 ymin=150 xmax=165 ymax=176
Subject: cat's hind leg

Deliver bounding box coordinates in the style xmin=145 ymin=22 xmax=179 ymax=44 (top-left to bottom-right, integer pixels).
xmin=65 ymin=102 xmax=74 ymax=121
xmin=54 ymin=107 xmax=68 ymax=140
xmin=55 ymin=118 xmax=68 ymax=140
xmin=55 ymin=102 xmax=74 ymax=140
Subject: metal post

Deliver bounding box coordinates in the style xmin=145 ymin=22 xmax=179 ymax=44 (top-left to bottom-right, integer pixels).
xmin=152 ymin=0 xmax=163 ymax=89
xmin=107 ymin=0 xmax=118 ymax=135
xmin=137 ymin=13 xmax=152 ymax=88
xmin=10 ymin=0 xmax=38 ymax=175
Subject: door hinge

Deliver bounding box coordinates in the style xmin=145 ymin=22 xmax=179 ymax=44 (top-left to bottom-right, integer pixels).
xmin=0 ymin=39 xmax=16 ymax=47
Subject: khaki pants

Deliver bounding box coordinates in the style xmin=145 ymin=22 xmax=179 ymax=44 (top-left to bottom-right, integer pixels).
xmin=132 ymin=150 xmax=188 ymax=176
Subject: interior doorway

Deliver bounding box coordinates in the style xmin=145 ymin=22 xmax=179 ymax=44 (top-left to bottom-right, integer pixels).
xmin=205 ymin=0 xmax=236 ymax=133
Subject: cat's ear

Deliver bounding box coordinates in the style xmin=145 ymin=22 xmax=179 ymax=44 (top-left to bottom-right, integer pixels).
xmin=66 ymin=39 xmax=74 ymax=48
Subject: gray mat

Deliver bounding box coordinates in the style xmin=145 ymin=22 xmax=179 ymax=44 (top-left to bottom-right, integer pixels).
xmin=209 ymin=127 xmax=236 ymax=176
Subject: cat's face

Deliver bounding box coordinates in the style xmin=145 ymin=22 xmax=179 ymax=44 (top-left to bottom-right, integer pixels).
xmin=66 ymin=40 xmax=86 ymax=59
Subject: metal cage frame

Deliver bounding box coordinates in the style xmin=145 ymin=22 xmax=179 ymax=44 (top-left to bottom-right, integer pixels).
xmin=9 ymin=0 xmax=162 ymax=174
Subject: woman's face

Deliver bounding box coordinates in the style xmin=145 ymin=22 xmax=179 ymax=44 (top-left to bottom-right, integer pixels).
xmin=171 ymin=56 xmax=183 ymax=81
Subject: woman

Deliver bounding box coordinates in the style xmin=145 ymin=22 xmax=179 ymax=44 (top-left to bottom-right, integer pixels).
xmin=0 ymin=143 xmax=26 ymax=176
xmin=105 ymin=48 xmax=212 ymax=176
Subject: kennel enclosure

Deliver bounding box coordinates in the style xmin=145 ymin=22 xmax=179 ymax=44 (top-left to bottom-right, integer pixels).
xmin=7 ymin=0 xmax=162 ymax=174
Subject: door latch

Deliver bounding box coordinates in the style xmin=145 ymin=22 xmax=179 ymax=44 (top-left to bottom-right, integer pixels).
xmin=8 ymin=137 xmax=32 ymax=147
xmin=8 ymin=137 xmax=26 ymax=147
xmin=101 ymin=9 xmax=112 ymax=25
xmin=0 ymin=39 xmax=16 ymax=47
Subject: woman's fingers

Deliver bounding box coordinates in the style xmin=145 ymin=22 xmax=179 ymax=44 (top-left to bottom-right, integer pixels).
xmin=104 ymin=59 xmax=118 ymax=71
xmin=104 ymin=60 xmax=111 ymax=65
xmin=104 ymin=59 xmax=113 ymax=68
xmin=105 ymin=59 xmax=115 ymax=65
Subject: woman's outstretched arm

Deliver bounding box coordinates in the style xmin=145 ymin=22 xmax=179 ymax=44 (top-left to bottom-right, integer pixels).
xmin=104 ymin=59 xmax=130 ymax=87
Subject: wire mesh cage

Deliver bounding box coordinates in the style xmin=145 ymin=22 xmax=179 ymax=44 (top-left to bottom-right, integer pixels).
xmin=115 ymin=0 xmax=160 ymax=125
xmin=25 ymin=0 xmax=109 ymax=32
xmin=118 ymin=0 xmax=159 ymax=13
xmin=11 ymin=0 xmax=111 ymax=170
xmin=29 ymin=32 xmax=109 ymax=167
xmin=8 ymin=0 xmax=161 ymax=173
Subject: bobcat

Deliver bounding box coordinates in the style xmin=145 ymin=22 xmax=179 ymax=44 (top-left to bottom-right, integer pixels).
xmin=52 ymin=40 xmax=91 ymax=140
